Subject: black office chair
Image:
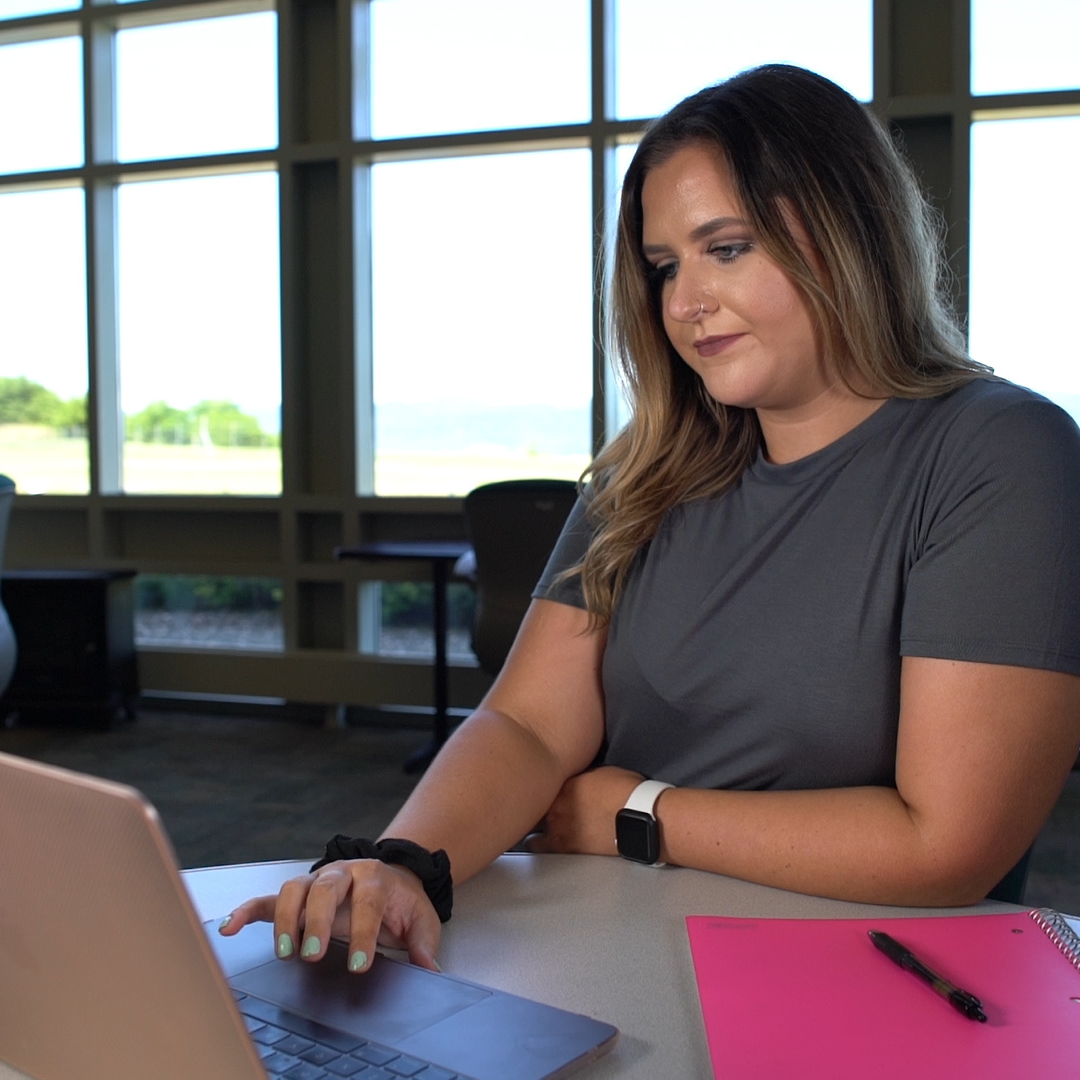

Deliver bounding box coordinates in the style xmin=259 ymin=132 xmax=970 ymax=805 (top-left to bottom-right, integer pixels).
xmin=0 ymin=474 xmax=17 ymax=699
xmin=461 ymin=479 xmax=579 ymax=675
xmin=986 ymin=847 xmax=1033 ymax=904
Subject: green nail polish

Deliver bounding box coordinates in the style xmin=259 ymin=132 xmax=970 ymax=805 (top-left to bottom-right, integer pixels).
xmin=301 ymin=935 xmax=321 ymax=958
xmin=217 ymin=915 xmax=232 ymax=933
xmin=348 ymin=950 xmax=368 ymax=972
xmin=276 ymin=933 xmax=294 ymax=958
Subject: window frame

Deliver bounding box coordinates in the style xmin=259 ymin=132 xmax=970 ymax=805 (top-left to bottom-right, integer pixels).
xmin=1 ymin=0 xmax=1077 ymax=710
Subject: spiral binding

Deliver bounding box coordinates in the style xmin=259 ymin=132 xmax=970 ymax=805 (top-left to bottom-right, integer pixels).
xmin=1029 ymin=908 xmax=1080 ymax=975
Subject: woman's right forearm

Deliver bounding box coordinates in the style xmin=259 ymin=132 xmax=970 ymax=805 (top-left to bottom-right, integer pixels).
xmin=377 ymin=599 xmax=608 ymax=884
xmin=224 ymin=601 xmax=606 ymax=969
xmin=377 ymin=706 xmax=577 ymax=884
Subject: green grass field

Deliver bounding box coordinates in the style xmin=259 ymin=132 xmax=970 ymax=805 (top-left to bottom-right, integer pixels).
xmin=1 ymin=426 xmax=587 ymax=496
xmin=1 ymin=427 xmax=92 ymax=494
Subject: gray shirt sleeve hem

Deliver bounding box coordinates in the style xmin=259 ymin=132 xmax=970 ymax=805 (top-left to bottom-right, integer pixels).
xmin=900 ymin=637 xmax=1080 ymax=677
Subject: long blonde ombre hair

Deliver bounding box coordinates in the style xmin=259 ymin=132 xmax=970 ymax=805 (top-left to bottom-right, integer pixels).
xmin=573 ymin=65 xmax=991 ymax=622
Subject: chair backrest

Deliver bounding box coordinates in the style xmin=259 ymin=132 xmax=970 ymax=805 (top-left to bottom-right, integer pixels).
xmin=463 ymin=479 xmax=579 ymax=675
xmin=985 ymin=845 xmax=1033 ymax=904
xmin=0 ymin=474 xmax=14 ymax=567
xmin=0 ymin=475 xmax=18 ymax=697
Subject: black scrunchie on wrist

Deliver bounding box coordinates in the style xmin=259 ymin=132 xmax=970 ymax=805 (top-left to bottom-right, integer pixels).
xmin=310 ymin=835 xmax=453 ymax=923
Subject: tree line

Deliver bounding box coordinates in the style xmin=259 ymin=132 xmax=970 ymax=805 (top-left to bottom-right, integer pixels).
xmin=0 ymin=376 xmax=277 ymax=447
xmin=0 ymin=376 xmax=85 ymax=433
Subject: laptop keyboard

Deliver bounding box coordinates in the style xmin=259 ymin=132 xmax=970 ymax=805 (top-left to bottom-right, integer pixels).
xmin=234 ymin=990 xmax=465 ymax=1080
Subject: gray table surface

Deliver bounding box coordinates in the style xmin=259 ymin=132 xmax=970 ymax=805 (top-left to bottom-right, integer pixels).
xmin=4 ymin=854 xmax=1076 ymax=1079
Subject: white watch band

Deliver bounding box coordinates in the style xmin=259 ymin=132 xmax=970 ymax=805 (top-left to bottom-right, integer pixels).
xmin=622 ymin=779 xmax=675 ymax=815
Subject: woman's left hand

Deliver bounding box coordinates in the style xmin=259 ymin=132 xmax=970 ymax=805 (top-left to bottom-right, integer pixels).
xmin=529 ymin=765 xmax=644 ymax=855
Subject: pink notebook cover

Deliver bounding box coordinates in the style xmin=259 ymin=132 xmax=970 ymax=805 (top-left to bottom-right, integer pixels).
xmin=686 ymin=910 xmax=1080 ymax=1079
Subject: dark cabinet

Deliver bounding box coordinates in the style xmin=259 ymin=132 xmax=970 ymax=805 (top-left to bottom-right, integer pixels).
xmin=0 ymin=570 xmax=139 ymax=728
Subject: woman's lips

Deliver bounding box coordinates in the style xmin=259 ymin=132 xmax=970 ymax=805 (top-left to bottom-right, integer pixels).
xmin=693 ymin=333 xmax=746 ymax=358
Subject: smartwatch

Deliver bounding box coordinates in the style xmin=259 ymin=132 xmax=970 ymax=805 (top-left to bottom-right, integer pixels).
xmin=615 ymin=779 xmax=675 ymax=866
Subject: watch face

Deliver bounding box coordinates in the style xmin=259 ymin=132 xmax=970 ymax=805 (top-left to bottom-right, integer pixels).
xmin=615 ymin=808 xmax=660 ymax=864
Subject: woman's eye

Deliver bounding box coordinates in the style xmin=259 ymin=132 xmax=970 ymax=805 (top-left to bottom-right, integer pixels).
xmin=711 ymin=242 xmax=752 ymax=264
xmin=647 ymin=262 xmax=677 ymax=285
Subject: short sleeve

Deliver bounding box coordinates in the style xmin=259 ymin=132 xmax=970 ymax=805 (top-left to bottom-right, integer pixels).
xmin=532 ymin=496 xmax=593 ymax=609
xmin=900 ymin=394 xmax=1080 ymax=675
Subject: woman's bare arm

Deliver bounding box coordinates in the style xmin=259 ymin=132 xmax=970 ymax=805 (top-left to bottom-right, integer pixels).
xmin=377 ymin=598 xmax=607 ymax=881
xmin=221 ymin=598 xmax=607 ymax=965
xmin=537 ymin=658 xmax=1080 ymax=906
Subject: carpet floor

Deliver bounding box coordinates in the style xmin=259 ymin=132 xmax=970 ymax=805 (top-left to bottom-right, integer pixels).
xmin=0 ymin=709 xmax=424 ymax=869
xmin=2 ymin=708 xmax=1078 ymax=914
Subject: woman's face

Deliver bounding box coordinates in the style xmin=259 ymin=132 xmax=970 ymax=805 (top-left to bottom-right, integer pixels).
xmin=640 ymin=142 xmax=835 ymax=423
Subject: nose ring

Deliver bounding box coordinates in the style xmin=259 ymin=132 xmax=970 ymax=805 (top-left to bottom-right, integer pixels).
xmin=696 ymin=301 xmax=705 ymax=316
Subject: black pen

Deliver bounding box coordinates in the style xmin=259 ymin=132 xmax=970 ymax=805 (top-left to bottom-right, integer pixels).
xmin=868 ymin=930 xmax=987 ymax=1022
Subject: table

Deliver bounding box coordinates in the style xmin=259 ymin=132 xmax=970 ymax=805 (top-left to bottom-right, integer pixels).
xmin=2 ymin=853 xmax=1055 ymax=1080
xmin=335 ymin=541 xmax=472 ymax=772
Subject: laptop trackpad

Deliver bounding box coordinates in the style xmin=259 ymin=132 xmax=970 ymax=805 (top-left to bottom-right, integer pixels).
xmin=231 ymin=942 xmax=491 ymax=1044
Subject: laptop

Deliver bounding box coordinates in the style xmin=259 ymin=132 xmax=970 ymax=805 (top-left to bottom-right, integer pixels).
xmin=0 ymin=751 xmax=617 ymax=1080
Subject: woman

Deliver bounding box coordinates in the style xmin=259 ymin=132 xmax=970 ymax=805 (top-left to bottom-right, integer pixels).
xmin=222 ymin=65 xmax=1080 ymax=975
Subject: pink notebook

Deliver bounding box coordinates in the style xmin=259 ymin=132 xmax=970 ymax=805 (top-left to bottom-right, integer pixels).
xmin=686 ymin=909 xmax=1080 ymax=1079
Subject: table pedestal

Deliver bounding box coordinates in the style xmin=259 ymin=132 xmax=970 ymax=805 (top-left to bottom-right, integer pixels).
xmin=336 ymin=541 xmax=471 ymax=771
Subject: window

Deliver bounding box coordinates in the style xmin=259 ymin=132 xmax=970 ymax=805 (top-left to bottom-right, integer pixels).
xmin=0 ymin=187 xmax=88 ymax=494
xmin=135 ymin=574 xmax=283 ymax=650
xmin=972 ymin=0 xmax=1080 ymax=95
xmin=116 ymin=12 xmax=277 ymax=162
xmin=607 ymin=141 xmax=640 ymax=436
xmin=3 ymin=1 xmax=880 ymax=510
xmin=118 ymin=171 xmax=282 ymax=495
xmin=614 ymin=0 xmax=873 ymax=118
xmin=367 ymin=0 xmax=589 ymax=138
xmin=376 ymin=582 xmax=475 ymax=661
xmin=370 ymin=150 xmax=593 ymax=496
xmin=969 ymin=116 xmax=1080 ymax=425
xmin=0 ymin=34 xmax=82 ymax=174
xmin=0 ymin=0 xmax=76 ymax=15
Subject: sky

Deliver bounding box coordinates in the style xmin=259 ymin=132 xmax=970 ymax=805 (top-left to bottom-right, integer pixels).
xmin=969 ymin=115 xmax=1080 ymax=418
xmin=1 ymin=0 xmax=1078 ymax=431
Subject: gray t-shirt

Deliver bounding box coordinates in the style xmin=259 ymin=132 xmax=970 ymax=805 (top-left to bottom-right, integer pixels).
xmin=534 ymin=378 xmax=1080 ymax=791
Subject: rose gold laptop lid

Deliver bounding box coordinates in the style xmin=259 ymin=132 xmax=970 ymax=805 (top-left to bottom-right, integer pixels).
xmin=0 ymin=750 xmax=265 ymax=1080
xmin=0 ymin=750 xmax=618 ymax=1080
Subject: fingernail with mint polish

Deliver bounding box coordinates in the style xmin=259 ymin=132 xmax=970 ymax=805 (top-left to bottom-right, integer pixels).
xmin=301 ymin=935 xmax=321 ymax=958
xmin=276 ymin=933 xmax=294 ymax=959
xmin=217 ymin=915 xmax=232 ymax=934
xmin=348 ymin=950 xmax=368 ymax=972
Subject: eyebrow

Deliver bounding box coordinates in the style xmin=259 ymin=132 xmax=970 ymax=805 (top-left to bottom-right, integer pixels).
xmin=641 ymin=216 xmax=750 ymax=257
